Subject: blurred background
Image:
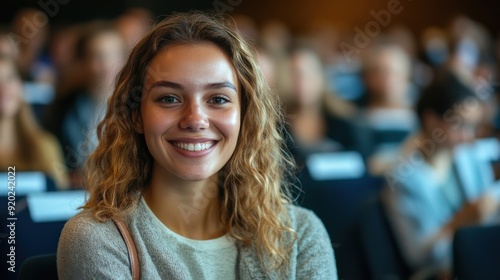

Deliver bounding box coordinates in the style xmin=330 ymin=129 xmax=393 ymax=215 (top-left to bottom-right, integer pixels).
xmin=2 ymin=0 xmax=500 ymax=34
xmin=1 ymin=0 xmax=500 ymax=279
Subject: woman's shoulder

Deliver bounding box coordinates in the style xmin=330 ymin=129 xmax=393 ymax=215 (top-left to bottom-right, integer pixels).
xmin=59 ymin=210 xmax=123 ymax=249
xmin=286 ymin=204 xmax=318 ymax=223
xmin=285 ymin=204 xmax=338 ymax=279
xmin=59 ymin=210 xmax=130 ymax=251
xmin=57 ymin=211 xmax=133 ymax=279
xmin=64 ymin=210 xmax=112 ymax=228
xmin=286 ymin=204 xmax=330 ymax=239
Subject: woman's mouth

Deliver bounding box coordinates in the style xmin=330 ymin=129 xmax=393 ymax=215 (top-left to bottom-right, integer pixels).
xmin=172 ymin=141 xmax=216 ymax=152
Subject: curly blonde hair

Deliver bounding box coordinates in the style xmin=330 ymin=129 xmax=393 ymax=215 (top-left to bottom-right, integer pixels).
xmin=83 ymin=12 xmax=297 ymax=269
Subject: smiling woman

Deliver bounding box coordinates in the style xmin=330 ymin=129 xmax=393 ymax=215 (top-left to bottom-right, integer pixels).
xmin=57 ymin=12 xmax=337 ymax=280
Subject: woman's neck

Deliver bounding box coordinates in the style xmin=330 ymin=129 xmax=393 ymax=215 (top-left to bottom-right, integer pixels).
xmin=143 ymin=164 xmax=226 ymax=240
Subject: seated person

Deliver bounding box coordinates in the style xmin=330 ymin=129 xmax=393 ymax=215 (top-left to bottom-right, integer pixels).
xmin=383 ymin=73 xmax=500 ymax=278
xmin=44 ymin=22 xmax=125 ymax=186
xmin=0 ymin=28 xmax=17 ymax=58
xmin=286 ymin=44 xmax=369 ymax=162
xmin=360 ymin=42 xmax=420 ymax=173
xmin=0 ymin=54 xmax=68 ymax=189
xmin=11 ymin=8 xmax=54 ymax=83
xmin=360 ymin=42 xmax=418 ymax=131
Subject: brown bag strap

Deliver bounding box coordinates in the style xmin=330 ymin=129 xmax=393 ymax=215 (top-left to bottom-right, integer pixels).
xmin=113 ymin=218 xmax=140 ymax=280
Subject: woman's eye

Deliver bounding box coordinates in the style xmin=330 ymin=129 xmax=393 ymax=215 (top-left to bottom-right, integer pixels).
xmin=209 ymin=96 xmax=229 ymax=104
xmin=158 ymin=96 xmax=180 ymax=103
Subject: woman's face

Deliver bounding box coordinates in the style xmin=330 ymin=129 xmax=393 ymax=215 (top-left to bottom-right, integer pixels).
xmin=138 ymin=43 xmax=241 ymax=182
xmin=0 ymin=60 xmax=22 ymax=119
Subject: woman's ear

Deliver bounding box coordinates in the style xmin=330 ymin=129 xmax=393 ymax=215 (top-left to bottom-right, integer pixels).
xmin=133 ymin=111 xmax=144 ymax=134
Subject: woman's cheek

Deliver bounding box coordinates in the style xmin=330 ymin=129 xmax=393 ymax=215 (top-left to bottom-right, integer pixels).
xmin=216 ymin=108 xmax=240 ymax=140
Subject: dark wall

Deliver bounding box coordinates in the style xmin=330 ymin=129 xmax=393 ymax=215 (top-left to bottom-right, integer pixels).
xmin=1 ymin=0 xmax=499 ymax=37
xmin=0 ymin=0 xmax=214 ymax=24
xmin=235 ymin=0 xmax=500 ymax=36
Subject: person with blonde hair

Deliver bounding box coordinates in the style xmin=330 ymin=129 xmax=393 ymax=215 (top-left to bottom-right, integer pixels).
xmin=57 ymin=12 xmax=337 ymax=279
xmin=0 ymin=54 xmax=68 ymax=189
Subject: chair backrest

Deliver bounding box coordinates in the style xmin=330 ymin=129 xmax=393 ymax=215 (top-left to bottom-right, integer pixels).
xmin=453 ymin=224 xmax=500 ymax=280
xmin=358 ymin=196 xmax=411 ymax=280
xmin=0 ymin=190 xmax=85 ymax=280
xmin=18 ymin=254 xmax=58 ymax=280
xmin=372 ymin=128 xmax=411 ymax=146
xmin=297 ymin=168 xmax=385 ymax=279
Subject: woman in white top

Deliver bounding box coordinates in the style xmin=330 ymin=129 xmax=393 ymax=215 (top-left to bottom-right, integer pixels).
xmin=57 ymin=12 xmax=337 ymax=279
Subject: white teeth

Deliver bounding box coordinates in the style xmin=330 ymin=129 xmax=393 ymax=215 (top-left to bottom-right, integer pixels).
xmin=175 ymin=141 xmax=214 ymax=152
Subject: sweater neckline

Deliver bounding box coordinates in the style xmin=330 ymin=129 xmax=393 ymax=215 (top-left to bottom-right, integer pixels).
xmin=140 ymin=196 xmax=235 ymax=251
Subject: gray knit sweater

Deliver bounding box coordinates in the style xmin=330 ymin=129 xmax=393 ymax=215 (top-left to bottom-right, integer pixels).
xmin=57 ymin=201 xmax=337 ymax=279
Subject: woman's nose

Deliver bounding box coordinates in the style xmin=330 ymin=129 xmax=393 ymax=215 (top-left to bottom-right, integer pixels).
xmin=179 ymin=101 xmax=209 ymax=131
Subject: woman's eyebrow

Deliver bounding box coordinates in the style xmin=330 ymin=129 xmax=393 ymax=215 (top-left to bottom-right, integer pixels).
xmin=148 ymin=80 xmax=237 ymax=92
xmin=204 ymin=81 xmax=237 ymax=92
xmin=149 ymin=80 xmax=183 ymax=90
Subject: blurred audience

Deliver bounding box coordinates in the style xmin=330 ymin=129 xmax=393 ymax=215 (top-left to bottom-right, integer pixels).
xmin=0 ymin=27 xmax=18 ymax=58
xmin=255 ymin=43 xmax=277 ymax=89
xmin=114 ymin=8 xmax=153 ymax=50
xmin=360 ymin=42 xmax=416 ymax=124
xmin=383 ymin=73 xmax=500 ymax=278
xmin=11 ymin=8 xmax=54 ymax=84
xmin=420 ymin=27 xmax=450 ymax=68
xmin=444 ymin=16 xmax=494 ymax=89
xmin=231 ymin=14 xmax=259 ymax=43
xmin=0 ymin=54 xmax=68 ymax=188
xmin=358 ymin=42 xmax=419 ymax=173
xmin=308 ymin=21 xmax=367 ymax=104
xmin=285 ymin=44 xmax=367 ymax=163
xmin=387 ymin=24 xmax=434 ymax=98
xmin=260 ymin=20 xmax=294 ymax=105
xmin=44 ymin=21 xmax=125 ymax=186
xmin=49 ymin=23 xmax=85 ymax=98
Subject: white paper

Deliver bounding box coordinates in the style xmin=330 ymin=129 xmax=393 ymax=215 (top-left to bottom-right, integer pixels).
xmin=306 ymin=151 xmax=365 ymax=181
xmin=27 ymin=190 xmax=87 ymax=223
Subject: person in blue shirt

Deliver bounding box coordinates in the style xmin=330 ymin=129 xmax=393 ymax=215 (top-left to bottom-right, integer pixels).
xmin=384 ymin=73 xmax=500 ymax=279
